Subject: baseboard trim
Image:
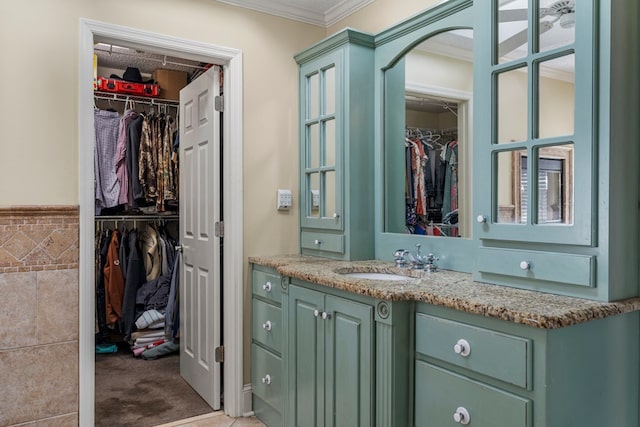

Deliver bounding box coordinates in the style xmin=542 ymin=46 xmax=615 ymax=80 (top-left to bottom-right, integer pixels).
xmin=242 ymin=383 xmax=254 ymax=416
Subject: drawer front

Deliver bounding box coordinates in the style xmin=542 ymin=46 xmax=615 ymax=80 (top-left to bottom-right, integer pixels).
xmin=252 ymin=298 xmax=282 ymax=353
xmin=252 ymin=268 xmax=282 ymax=304
xmin=252 ymin=343 xmax=282 ymax=413
xmin=477 ymin=247 xmax=595 ymax=287
xmin=415 ymin=361 xmax=530 ymax=427
xmin=416 ymin=314 xmax=530 ymax=389
xmin=301 ymin=231 xmax=344 ymax=254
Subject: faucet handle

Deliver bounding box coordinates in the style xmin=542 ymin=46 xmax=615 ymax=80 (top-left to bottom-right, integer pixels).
xmin=393 ymin=249 xmax=409 ymax=267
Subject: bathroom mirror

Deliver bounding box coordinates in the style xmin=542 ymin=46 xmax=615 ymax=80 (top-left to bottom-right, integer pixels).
xmin=383 ymin=29 xmax=474 ymax=238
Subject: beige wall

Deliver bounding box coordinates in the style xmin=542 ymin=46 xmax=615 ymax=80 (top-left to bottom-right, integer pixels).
xmin=0 ymin=0 xmax=326 ymax=260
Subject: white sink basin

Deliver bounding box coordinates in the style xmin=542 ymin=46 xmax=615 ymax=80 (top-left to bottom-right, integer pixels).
xmin=342 ymin=272 xmax=409 ymax=281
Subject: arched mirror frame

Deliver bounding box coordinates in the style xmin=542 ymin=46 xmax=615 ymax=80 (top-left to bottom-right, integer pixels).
xmin=373 ymin=0 xmax=476 ymax=272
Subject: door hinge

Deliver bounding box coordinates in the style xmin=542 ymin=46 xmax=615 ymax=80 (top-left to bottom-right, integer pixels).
xmin=214 ymin=95 xmax=224 ymax=112
xmin=215 ymin=221 xmax=224 ymax=238
xmin=214 ymin=345 xmax=224 ymax=362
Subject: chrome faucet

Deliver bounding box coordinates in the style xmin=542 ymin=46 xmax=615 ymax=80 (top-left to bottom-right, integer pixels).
xmin=393 ymin=249 xmax=410 ymax=268
xmin=403 ymin=244 xmax=439 ymax=272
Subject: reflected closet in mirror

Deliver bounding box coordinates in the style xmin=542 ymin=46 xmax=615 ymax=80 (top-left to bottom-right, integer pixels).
xmin=384 ymin=29 xmax=473 ymax=238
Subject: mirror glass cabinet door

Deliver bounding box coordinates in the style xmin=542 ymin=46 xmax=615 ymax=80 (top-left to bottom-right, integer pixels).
xmin=476 ymin=0 xmax=593 ymax=245
xmin=301 ymin=54 xmax=342 ymax=231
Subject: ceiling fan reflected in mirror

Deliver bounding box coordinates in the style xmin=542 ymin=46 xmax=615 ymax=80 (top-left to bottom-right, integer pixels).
xmin=498 ymin=0 xmax=575 ymax=58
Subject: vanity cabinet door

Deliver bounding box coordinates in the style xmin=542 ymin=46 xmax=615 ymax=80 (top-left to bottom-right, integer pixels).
xmin=295 ymin=29 xmax=375 ymax=261
xmin=288 ymin=284 xmax=374 ymax=427
xmin=470 ymin=0 xmax=618 ymax=299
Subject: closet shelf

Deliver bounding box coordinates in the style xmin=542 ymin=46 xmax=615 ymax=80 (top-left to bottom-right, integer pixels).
xmin=94 ymin=90 xmax=179 ymax=106
xmin=96 ymin=214 xmax=179 ymax=222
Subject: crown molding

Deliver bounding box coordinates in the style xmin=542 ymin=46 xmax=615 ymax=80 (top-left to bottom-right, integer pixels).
xmin=217 ymin=0 xmax=374 ymax=27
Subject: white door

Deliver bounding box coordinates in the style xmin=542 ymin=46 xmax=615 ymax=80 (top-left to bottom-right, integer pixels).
xmin=179 ymin=66 xmax=222 ymax=409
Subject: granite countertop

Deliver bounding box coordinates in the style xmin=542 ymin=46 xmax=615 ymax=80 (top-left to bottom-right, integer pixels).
xmin=249 ymin=254 xmax=640 ymax=329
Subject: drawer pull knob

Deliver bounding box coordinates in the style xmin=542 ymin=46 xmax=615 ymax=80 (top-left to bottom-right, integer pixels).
xmin=476 ymin=214 xmax=487 ymax=224
xmin=314 ymin=239 xmax=322 ymax=245
xmin=262 ymin=320 xmax=272 ymax=331
xmin=261 ymin=374 xmax=272 ymax=385
xmin=453 ymin=407 xmax=470 ymax=425
xmin=520 ymin=261 xmax=530 ymax=270
xmin=453 ymin=339 xmax=471 ymax=357
xmin=313 ymin=309 xmax=320 ymax=318
xmin=262 ymin=281 xmax=272 ymax=292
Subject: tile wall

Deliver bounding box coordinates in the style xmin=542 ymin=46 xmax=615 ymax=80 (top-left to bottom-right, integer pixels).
xmin=0 ymin=206 xmax=79 ymax=426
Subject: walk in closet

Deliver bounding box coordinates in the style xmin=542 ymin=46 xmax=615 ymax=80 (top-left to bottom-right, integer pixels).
xmin=92 ymin=41 xmax=218 ymax=426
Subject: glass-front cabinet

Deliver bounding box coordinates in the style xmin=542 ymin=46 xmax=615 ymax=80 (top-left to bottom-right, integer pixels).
xmin=296 ymin=0 xmax=640 ymax=299
xmin=473 ymin=0 xmax=639 ymax=301
xmin=295 ymin=30 xmax=375 ymax=260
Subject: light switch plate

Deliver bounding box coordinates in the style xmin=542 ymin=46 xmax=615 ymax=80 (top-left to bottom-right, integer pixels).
xmin=277 ymin=189 xmax=292 ymax=210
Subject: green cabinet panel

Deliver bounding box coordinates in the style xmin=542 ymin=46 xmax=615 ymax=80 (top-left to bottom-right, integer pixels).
xmin=251 ymin=265 xmax=285 ymax=427
xmin=476 ymin=247 xmax=595 ymax=288
xmin=288 ymin=284 xmax=374 ymax=427
xmin=416 ymin=313 xmax=531 ymax=389
xmin=252 ymin=268 xmax=283 ymax=304
xmin=296 ymin=29 xmax=375 ymax=261
xmin=414 ymin=361 xmax=531 ymax=427
xmin=252 ymin=343 xmax=283 ymax=412
xmin=252 ymin=299 xmax=282 ymax=354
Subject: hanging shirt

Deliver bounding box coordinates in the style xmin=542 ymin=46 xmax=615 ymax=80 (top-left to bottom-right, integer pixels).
xmin=115 ymin=109 xmax=139 ymax=206
xmin=94 ymin=109 xmax=122 ymax=214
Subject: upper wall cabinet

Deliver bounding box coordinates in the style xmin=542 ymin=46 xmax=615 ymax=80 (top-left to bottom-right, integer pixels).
xmin=295 ymin=30 xmax=375 ymax=260
xmin=473 ymin=0 xmax=640 ymax=301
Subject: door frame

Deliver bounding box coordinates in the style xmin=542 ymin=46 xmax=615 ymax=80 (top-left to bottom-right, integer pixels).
xmin=78 ymin=19 xmax=244 ymax=426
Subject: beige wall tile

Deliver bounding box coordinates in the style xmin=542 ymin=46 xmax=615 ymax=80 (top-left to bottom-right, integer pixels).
xmin=36 ymin=269 xmax=79 ymax=345
xmin=0 ymin=342 xmax=78 ymax=426
xmin=0 ymin=272 xmax=37 ymax=349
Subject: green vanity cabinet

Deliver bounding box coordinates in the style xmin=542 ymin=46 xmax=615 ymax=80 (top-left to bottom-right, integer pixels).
xmin=471 ymin=0 xmax=640 ymax=301
xmin=287 ymin=283 xmax=373 ymax=426
xmin=251 ymin=265 xmax=285 ymax=426
xmin=295 ymin=29 xmax=375 ymax=261
xmin=415 ymin=303 xmax=640 ymax=427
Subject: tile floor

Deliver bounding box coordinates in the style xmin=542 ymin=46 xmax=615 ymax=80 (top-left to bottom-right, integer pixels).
xmin=155 ymin=411 xmax=265 ymax=427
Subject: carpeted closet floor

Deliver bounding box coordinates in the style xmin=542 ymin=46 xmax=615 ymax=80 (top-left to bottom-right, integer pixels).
xmin=95 ymin=344 xmax=213 ymax=426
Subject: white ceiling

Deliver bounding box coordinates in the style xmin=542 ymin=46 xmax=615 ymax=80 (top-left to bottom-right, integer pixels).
xmin=216 ymin=0 xmax=375 ymax=27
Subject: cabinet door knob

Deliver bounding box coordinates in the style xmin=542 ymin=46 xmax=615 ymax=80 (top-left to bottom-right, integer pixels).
xmin=453 ymin=339 xmax=471 ymax=357
xmin=314 ymin=239 xmax=322 ymax=245
xmin=261 ymin=374 xmax=272 ymax=385
xmin=332 ymin=213 xmax=340 ymax=219
xmin=313 ymin=309 xmax=320 ymax=318
xmin=262 ymin=281 xmax=272 ymax=292
xmin=321 ymin=311 xmax=332 ymax=320
xmin=453 ymin=407 xmax=470 ymax=424
xmin=520 ymin=261 xmax=530 ymax=270
xmin=476 ymin=214 xmax=487 ymax=224
xmin=262 ymin=320 xmax=272 ymax=331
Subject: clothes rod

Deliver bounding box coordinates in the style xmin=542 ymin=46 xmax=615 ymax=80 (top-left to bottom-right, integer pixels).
xmin=95 ymin=215 xmax=179 ymax=221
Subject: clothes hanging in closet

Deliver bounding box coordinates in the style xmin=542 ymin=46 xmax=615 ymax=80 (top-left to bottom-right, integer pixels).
xmin=94 ymin=107 xmax=179 ymax=215
xmin=94 ymin=221 xmax=180 ymax=357
xmin=405 ymin=128 xmax=459 ymax=236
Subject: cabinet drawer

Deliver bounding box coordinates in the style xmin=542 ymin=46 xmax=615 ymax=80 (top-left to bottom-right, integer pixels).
xmin=252 ymin=343 xmax=282 ymax=413
xmin=252 ymin=268 xmax=282 ymax=304
xmin=415 ymin=361 xmax=530 ymax=427
xmin=252 ymin=298 xmax=282 ymax=353
xmin=301 ymin=231 xmax=344 ymax=254
xmin=477 ymin=247 xmax=595 ymax=287
xmin=416 ymin=314 xmax=530 ymax=389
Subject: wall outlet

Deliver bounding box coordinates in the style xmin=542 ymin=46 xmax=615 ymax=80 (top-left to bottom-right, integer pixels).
xmin=277 ymin=189 xmax=292 ymax=210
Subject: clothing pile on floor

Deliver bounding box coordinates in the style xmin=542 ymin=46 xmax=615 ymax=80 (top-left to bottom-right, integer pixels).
xmin=95 ymin=222 xmax=180 ymax=360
